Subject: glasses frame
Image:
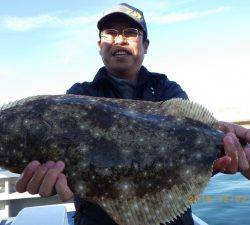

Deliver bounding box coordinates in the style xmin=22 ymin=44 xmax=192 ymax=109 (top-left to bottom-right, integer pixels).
xmin=100 ymin=28 xmax=143 ymax=42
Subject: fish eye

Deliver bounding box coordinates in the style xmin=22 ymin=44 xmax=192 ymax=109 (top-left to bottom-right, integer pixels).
xmin=178 ymin=136 xmax=186 ymax=142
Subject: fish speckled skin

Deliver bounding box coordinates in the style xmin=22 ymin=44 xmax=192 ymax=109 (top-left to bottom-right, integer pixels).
xmin=0 ymin=94 xmax=224 ymax=224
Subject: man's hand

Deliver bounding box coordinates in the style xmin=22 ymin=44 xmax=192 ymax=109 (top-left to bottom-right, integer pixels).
xmin=16 ymin=161 xmax=74 ymax=202
xmin=213 ymin=121 xmax=250 ymax=179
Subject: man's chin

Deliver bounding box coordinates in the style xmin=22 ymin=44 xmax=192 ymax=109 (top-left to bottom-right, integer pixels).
xmin=110 ymin=64 xmax=131 ymax=74
xmin=107 ymin=67 xmax=131 ymax=78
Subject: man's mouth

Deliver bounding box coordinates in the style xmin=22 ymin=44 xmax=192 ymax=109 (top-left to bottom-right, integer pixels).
xmin=111 ymin=49 xmax=131 ymax=57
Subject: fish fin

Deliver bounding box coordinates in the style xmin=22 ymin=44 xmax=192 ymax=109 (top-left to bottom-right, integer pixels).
xmin=0 ymin=95 xmax=51 ymax=111
xmin=97 ymin=170 xmax=211 ymax=225
xmin=90 ymin=96 xmax=216 ymax=127
xmin=161 ymin=98 xmax=217 ymax=126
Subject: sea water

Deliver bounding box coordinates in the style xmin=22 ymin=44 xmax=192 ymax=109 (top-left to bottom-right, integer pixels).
xmin=192 ymin=173 xmax=250 ymax=225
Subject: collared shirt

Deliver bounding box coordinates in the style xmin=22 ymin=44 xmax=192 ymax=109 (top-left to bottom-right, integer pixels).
xmin=107 ymin=74 xmax=136 ymax=99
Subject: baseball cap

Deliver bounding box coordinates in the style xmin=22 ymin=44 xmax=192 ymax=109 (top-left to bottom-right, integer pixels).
xmin=97 ymin=3 xmax=148 ymax=38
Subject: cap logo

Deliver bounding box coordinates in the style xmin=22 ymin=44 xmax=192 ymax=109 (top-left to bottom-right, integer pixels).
xmin=126 ymin=8 xmax=142 ymax=20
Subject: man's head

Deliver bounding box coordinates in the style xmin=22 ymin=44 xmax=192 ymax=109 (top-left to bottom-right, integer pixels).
xmin=97 ymin=3 xmax=149 ymax=80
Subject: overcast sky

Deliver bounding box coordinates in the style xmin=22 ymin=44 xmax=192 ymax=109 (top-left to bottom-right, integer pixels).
xmin=0 ymin=0 xmax=249 ymax=120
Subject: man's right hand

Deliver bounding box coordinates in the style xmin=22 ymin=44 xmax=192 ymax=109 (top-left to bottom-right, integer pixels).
xmin=16 ymin=161 xmax=74 ymax=202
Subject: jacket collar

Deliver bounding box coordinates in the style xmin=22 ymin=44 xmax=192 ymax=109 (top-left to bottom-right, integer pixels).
xmin=92 ymin=66 xmax=150 ymax=87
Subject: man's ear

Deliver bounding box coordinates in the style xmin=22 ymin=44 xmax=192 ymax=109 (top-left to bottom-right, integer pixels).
xmin=143 ymin=39 xmax=149 ymax=54
xmin=98 ymin=40 xmax=101 ymax=55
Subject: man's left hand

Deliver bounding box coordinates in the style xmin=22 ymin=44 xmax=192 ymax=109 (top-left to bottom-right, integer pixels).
xmin=212 ymin=121 xmax=250 ymax=179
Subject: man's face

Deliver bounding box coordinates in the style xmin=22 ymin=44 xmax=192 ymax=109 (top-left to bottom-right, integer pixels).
xmin=98 ymin=17 xmax=149 ymax=79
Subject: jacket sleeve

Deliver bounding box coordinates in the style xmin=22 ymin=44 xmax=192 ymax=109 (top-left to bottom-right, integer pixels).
xmin=66 ymin=82 xmax=92 ymax=95
xmin=159 ymin=78 xmax=188 ymax=101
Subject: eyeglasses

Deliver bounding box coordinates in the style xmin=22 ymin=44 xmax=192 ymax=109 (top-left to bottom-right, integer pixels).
xmin=100 ymin=28 xmax=142 ymax=41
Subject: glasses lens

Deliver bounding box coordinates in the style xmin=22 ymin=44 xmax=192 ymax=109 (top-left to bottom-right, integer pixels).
xmin=123 ymin=28 xmax=138 ymax=38
xmin=101 ymin=29 xmax=118 ymax=40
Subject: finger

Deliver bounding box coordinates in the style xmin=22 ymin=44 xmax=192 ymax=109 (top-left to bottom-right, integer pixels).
xmin=213 ymin=156 xmax=231 ymax=173
xmin=217 ymin=121 xmax=235 ymax=133
xmin=229 ymin=133 xmax=249 ymax=171
xmin=223 ymin=134 xmax=238 ymax=173
xmin=244 ymin=145 xmax=250 ymax=162
xmin=233 ymin=126 xmax=250 ymax=143
xmin=217 ymin=122 xmax=250 ymax=143
xmin=16 ymin=161 xmax=41 ymax=193
xmin=39 ymin=161 xmax=65 ymax=197
xmin=246 ymin=130 xmax=250 ymax=143
xmin=44 ymin=161 xmax=56 ymax=169
xmin=26 ymin=164 xmax=49 ymax=194
xmin=55 ymin=173 xmax=74 ymax=202
xmin=241 ymin=146 xmax=250 ymax=179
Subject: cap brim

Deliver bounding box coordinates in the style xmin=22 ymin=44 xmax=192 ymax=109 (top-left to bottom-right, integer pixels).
xmin=97 ymin=12 xmax=144 ymax=32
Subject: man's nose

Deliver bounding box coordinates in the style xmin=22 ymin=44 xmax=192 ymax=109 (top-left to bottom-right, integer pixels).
xmin=114 ymin=34 xmax=127 ymax=45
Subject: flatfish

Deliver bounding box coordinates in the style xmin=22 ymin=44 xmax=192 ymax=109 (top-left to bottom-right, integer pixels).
xmin=0 ymin=94 xmax=224 ymax=224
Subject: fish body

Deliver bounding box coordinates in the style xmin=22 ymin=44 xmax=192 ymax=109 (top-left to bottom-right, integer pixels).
xmin=0 ymin=94 xmax=224 ymax=224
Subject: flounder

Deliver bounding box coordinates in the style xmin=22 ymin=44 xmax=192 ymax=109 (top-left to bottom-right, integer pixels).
xmin=0 ymin=94 xmax=225 ymax=225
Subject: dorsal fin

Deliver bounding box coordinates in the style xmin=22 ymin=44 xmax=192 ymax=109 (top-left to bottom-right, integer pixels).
xmin=160 ymin=98 xmax=217 ymax=126
xmin=90 ymin=96 xmax=216 ymax=126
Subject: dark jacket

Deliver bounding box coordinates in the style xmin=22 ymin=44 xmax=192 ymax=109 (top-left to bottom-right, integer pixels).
xmin=66 ymin=66 xmax=193 ymax=225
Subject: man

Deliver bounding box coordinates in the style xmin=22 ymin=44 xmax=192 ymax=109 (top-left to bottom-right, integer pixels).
xmin=16 ymin=3 xmax=250 ymax=225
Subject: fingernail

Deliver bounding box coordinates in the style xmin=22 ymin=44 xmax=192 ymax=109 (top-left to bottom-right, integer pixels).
xmin=30 ymin=161 xmax=40 ymax=167
xmin=45 ymin=161 xmax=56 ymax=168
xmin=226 ymin=156 xmax=232 ymax=163
xmin=226 ymin=136 xmax=234 ymax=145
xmin=55 ymin=161 xmax=64 ymax=168
xmin=19 ymin=173 xmax=24 ymax=180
